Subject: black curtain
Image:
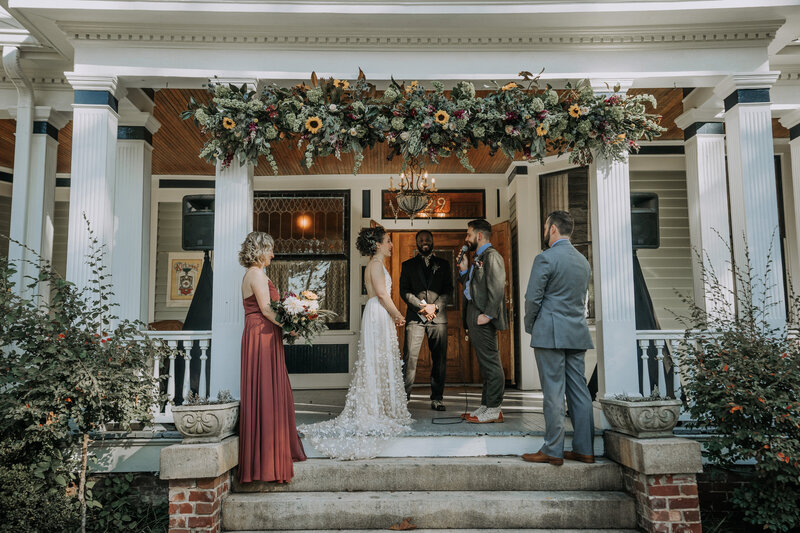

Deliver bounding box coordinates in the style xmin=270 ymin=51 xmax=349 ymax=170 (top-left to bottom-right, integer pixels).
xmin=175 ymin=252 xmax=213 ymax=404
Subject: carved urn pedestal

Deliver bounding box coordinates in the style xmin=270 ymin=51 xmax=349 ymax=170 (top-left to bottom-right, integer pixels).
xmin=599 ymin=398 xmax=681 ymax=438
xmin=172 ymin=401 xmax=240 ymax=444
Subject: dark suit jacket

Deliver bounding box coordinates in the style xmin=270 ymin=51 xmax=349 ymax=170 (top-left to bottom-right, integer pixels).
xmin=459 ymin=245 xmax=508 ymax=331
xmin=399 ymin=254 xmax=453 ymax=324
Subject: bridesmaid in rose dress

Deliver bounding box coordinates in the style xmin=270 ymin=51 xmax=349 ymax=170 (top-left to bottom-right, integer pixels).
xmin=238 ymin=231 xmax=306 ymax=484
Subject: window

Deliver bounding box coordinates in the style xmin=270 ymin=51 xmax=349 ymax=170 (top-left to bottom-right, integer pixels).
xmin=253 ymin=191 xmax=350 ymax=329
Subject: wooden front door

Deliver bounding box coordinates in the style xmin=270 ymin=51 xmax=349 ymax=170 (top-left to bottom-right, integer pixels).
xmin=388 ymin=226 xmax=515 ymax=385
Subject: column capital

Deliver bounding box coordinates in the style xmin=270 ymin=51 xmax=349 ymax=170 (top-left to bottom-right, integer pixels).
xmin=210 ymin=77 xmax=258 ymax=92
xmin=714 ymin=72 xmax=780 ymax=100
xmin=65 ymin=74 xmax=126 ymax=99
xmin=778 ymin=108 xmax=800 ymax=138
xmin=674 ymin=109 xmax=723 ymax=132
xmin=590 ymin=78 xmax=634 ymax=95
xmin=33 ymin=106 xmax=70 ymax=130
xmin=118 ymin=103 xmax=161 ymax=134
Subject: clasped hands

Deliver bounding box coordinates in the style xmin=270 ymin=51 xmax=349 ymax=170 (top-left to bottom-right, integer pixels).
xmin=420 ymin=303 xmax=438 ymax=321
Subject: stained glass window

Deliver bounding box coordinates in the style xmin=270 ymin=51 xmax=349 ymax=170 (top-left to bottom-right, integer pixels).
xmin=254 ymin=191 xmax=350 ymax=329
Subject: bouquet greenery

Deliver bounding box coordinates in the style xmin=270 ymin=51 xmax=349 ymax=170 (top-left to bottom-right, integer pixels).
xmin=271 ymin=290 xmax=336 ymax=345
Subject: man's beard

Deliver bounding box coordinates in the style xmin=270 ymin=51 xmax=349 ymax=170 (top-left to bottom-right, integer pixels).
xmin=466 ymin=239 xmax=478 ymax=252
xmin=417 ymin=244 xmax=433 ymax=256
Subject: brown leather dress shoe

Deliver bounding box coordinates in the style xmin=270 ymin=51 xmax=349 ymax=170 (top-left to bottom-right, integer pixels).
xmin=563 ymin=450 xmax=596 ymax=463
xmin=521 ymin=451 xmax=563 ymax=466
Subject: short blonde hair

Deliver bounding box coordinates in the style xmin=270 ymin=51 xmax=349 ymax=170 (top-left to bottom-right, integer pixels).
xmin=239 ymin=231 xmax=274 ymax=267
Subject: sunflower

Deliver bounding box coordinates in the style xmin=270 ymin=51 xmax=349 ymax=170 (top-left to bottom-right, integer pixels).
xmin=222 ymin=117 xmax=236 ymax=130
xmin=305 ymin=116 xmax=323 ymax=134
xmin=405 ymin=80 xmax=419 ymax=94
xmin=333 ymin=79 xmax=350 ymax=89
xmin=568 ymin=104 xmax=581 ymax=118
xmin=434 ymin=110 xmax=450 ymax=125
xmin=536 ymin=124 xmax=548 ymax=137
xmin=501 ymin=82 xmax=518 ymax=91
xmin=617 ymin=132 xmax=627 ymax=140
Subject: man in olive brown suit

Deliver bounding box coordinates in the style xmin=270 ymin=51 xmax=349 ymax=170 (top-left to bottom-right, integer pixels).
xmin=457 ymin=219 xmax=508 ymax=423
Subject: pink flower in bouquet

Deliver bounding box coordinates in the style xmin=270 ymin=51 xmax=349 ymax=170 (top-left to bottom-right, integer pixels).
xmin=301 ymin=290 xmax=319 ymax=300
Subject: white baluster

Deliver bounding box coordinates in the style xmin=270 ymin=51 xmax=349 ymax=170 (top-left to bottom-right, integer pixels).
xmin=199 ymin=339 xmax=210 ymax=399
xmin=182 ymin=340 xmax=192 ymax=402
xmin=655 ymin=339 xmax=667 ymax=397
xmin=165 ymin=340 xmax=177 ymax=415
xmin=639 ymin=339 xmax=651 ymax=395
xmin=670 ymin=339 xmax=684 ymax=402
xmin=151 ymin=353 xmax=161 ymax=417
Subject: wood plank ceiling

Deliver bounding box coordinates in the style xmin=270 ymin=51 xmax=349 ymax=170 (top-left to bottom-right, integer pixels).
xmin=0 ymin=87 xmax=790 ymax=177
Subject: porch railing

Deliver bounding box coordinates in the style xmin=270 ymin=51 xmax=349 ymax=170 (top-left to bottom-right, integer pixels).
xmin=143 ymin=330 xmax=212 ymax=423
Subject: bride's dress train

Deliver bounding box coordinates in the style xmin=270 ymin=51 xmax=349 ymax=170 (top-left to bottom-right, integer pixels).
xmin=298 ymin=264 xmax=412 ymax=460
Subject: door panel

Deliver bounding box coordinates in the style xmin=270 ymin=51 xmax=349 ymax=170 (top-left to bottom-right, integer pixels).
xmin=491 ymin=221 xmax=515 ymax=384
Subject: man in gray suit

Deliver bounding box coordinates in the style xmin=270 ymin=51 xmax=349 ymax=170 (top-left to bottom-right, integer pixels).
xmin=522 ymin=210 xmax=595 ymax=466
xmin=458 ymin=219 xmax=508 ymax=424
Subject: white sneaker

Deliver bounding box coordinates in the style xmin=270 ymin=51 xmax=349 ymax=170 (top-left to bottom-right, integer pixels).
xmin=468 ymin=406 xmax=504 ymax=424
xmin=461 ymin=405 xmax=486 ymax=419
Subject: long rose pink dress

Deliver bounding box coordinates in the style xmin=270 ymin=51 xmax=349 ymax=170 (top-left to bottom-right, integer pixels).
xmin=238 ymin=281 xmax=306 ymax=483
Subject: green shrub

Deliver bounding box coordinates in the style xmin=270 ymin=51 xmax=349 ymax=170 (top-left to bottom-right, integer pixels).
xmin=86 ymin=473 xmax=168 ymax=533
xmin=0 ymin=223 xmax=169 ymax=532
xmin=0 ymin=460 xmax=79 ymax=532
xmin=678 ymin=247 xmax=800 ymax=532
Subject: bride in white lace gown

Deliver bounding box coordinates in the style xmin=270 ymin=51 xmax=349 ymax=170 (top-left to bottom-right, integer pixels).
xmin=298 ymin=227 xmax=412 ymax=460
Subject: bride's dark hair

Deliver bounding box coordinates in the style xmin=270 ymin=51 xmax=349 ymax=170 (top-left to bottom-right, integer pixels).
xmin=356 ymin=226 xmax=387 ymax=256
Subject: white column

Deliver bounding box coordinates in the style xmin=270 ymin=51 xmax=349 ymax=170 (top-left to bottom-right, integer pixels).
xmin=3 ymin=46 xmax=35 ymax=295
xmin=715 ymin=73 xmax=786 ymax=328
xmin=780 ymin=108 xmax=800 ymax=318
xmin=589 ymin=152 xmax=638 ymax=398
xmin=511 ymin=165 xmax=542 ymax=390
xmin=588 ymin=79 xmax=638 ymax=399
xmin=6 ymin=105 xmax=70 ymax=300
xmin=210 ymin=161 xmax=254 ymax=399
xmin=65 ymin=75 xmax=123 ymax=292
xmin=675 ymin=110 xmax=734 ymax=319
xmin=113 ymin=103 xmax=161 ymax=323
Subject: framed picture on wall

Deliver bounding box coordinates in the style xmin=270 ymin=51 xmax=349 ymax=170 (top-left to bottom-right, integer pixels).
xmin=166 ymin=252 xmax=204 ymax=307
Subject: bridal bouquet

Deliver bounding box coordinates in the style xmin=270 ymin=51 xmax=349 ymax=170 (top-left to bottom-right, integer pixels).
xmin=272 ymin=290 xmax=336 ymax=345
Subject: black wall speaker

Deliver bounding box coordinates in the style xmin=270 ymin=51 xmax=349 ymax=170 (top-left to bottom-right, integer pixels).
xmin=182 ymin=195 xmax=215 ymax=251
xmin=631 ymin=193 xmax=659 ymax=250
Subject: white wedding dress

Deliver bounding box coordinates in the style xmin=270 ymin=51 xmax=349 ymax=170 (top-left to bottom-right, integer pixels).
xmin=299 ymin=263 xmax=412 ymax=460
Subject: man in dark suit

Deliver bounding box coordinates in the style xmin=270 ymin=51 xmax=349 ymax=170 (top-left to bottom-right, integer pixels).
xmin=522 ymin=210 xmax=595 ymax=466
xmin=399 ymin=230 xmax=453 ymax=411
xmin=458 ymin=219 xmax=508 ymax=423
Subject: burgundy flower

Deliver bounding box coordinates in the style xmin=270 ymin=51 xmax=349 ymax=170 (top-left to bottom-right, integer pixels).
xmin=504 ymin=111 xmax=518 ymax=121
xmin=453 ymin=109 xmax=466 ymax=119
xmin=248 ymin=122 xmax=257 ymax=132
xmin=410 ymin=109 xmax=417 ymax=117
xmin=392 ymin=110 xmax=403 ymax=117
xmin=537 ymin=111 xmax=548 ymax=120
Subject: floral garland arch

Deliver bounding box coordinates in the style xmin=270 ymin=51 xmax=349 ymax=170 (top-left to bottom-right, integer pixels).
xmin=183 ymin=70 xmax=665 ymax=175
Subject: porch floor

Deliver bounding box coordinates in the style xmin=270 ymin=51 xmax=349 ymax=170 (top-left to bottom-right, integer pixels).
xmin=293 ymin=385 xmax=579 ymax=436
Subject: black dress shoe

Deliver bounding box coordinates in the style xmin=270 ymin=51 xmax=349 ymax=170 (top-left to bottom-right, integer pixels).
xmin=431 ymin=400 xmax=446 ymax=411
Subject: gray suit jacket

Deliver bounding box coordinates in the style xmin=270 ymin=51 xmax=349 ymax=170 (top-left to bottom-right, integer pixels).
xmin=459 ymin=245 xmax=508 ymax=331
xmin=524 ymin=240 xmax=593 ymax=350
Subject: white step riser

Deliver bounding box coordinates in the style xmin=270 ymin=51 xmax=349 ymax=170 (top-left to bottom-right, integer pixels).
xmin=301 ymin=435 xmax=604 ymax=458
xmin=222 ymin=491 xmax=637 ymax=531
xmin=234 ymin=458 xmax=622 ymax=493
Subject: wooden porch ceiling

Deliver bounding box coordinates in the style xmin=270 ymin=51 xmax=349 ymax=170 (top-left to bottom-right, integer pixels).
xmin=0 ymin=88 xmax=789 ymax=176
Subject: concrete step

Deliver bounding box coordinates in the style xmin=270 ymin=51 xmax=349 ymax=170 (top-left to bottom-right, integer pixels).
xmin=221 ymin=490 xmax=637 ymax=531
xmin=300 ymin=434 xmax=605 ymax=458
xmin=234 ymin=457 xmax=623 ymax=493
xmin=236 ymin=530 xmax=641 ymax=532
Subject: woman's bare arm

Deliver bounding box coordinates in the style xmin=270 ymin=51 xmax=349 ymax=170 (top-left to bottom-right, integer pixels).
xmin=368 ymin=261 xmax=404 ymax=323
xmin=249 ymin=269 xmax=281 ymax=326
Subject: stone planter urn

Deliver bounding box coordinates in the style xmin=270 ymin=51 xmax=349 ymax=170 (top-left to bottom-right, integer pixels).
xmin=172 ymin=401 xmax=240 ymax=444
xmin=599 ymin=397 xmax=682 ymax=438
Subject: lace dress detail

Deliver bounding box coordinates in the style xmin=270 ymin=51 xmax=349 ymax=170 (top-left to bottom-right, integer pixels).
xmin=298 ymin=263 xmax=412 ymax=460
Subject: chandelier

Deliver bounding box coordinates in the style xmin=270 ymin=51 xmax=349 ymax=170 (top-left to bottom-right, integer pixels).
xmin=388 ymin=159 xmax=438 ymax=222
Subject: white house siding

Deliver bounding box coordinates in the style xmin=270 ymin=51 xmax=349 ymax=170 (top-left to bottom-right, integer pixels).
xmin=0 ymin=195 xmax=10 ymax=258
xmin=154 ymin=202 xmax=188 ymax=323
xmin=630 ymin=170 xmax=693 ymax=329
